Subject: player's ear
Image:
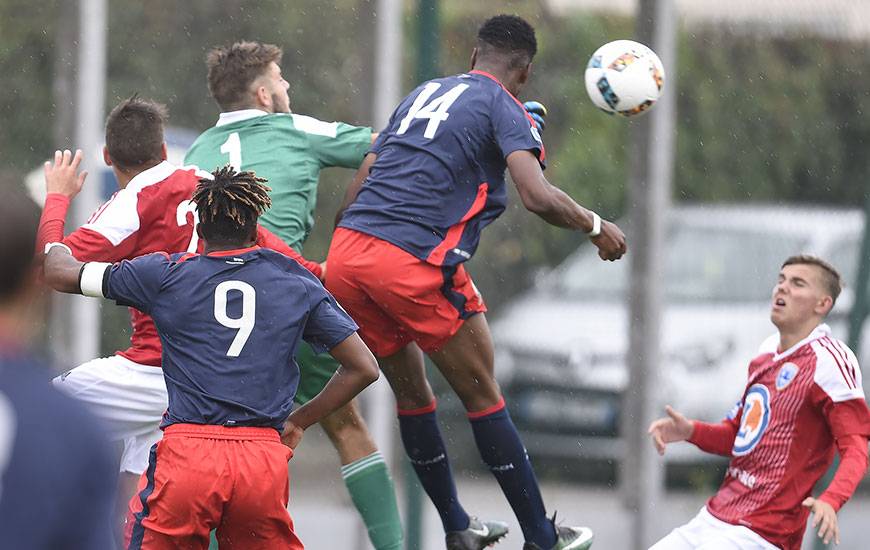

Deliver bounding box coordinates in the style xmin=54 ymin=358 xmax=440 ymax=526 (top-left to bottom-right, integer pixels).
xmin=255 ymin=85 xmax=270 ymax=110
xmin=160 ymin=143 xmax=168 ymax=161
xmin=102 ymin=146 xmax=113 ymax=167
xmin=816 ymin=295 xmax=834 ymax=316
xmin=518 ymin=62 xmax=532 ymax=86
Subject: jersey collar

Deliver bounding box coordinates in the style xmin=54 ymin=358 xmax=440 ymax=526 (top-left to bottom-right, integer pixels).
xmin=125 ymin=161 xmax=177 ymax=192
xmin=206 ymin=245 xmax=261 ymax=257
xmin=470 ymin=69 xmax=504 ymax=86
xmin=216 ymin=109 xmax=270 ymax=127
xmin=774 ymin=323 xmax=831 ymax=360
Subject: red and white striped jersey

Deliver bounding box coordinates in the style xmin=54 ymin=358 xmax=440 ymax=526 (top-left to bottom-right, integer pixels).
xmin=56 ymin=161 xmax=318 ymax=367
xmin=63 ymin=162 xmax=205 ymax=366
xmin=706 ymin=324 xmax=870 ymax=549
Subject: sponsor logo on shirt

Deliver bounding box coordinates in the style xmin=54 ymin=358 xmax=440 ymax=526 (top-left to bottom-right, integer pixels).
xmin=727 ymin=465 xmax=758 ymax=489
xmin=775 ymin=362 xmax=799 ymax=391
xmin=732 ymin=384 xmax=771 ymax=456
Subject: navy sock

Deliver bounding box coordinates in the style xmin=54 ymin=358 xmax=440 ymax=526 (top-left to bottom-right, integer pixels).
xmin=469 ymin=399 xmax=556 ymax=549
xmin=398 ymin=401 xmax=469 ymax=533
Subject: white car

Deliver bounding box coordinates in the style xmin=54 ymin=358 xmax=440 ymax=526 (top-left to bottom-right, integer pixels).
xmin=492 ymin=204 xmax=865 ymax=462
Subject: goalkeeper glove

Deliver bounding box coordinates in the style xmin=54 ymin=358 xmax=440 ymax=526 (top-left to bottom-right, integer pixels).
xmin=523 ymin=100 xmax=548 ymax=132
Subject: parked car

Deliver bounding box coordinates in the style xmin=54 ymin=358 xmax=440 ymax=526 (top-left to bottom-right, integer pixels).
xmin=492 ymin=204 xmax=866 ymax=463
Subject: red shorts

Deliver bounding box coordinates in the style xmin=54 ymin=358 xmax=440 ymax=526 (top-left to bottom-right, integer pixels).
xmin=326 ymin=228 xmax=486 ymax=357
xmin=124 ymin=424 xmax=303 ymax=550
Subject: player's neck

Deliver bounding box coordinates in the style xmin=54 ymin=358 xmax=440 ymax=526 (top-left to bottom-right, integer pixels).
xmin=203 ymin=239 xmax=257 ymax=255
xmin=778 ymin=320 xmax=821 ymax=352
xmin=112 ymin=160 xmax=163 ymax=189
xmin=472 ymin=62 xmax=518 ymax=95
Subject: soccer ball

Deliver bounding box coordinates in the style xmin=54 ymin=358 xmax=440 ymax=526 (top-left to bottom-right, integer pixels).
xmin=584 ymin=40 xmax=665 ymax=117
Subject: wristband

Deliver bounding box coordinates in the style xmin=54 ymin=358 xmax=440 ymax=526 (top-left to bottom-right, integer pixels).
xmin=79 ymin=262 xmax=111 ymax=298
xmin=44 ymin=242 xmax=72 ymax=256
xmin=586 ymin=212 xmax=602 ymax=238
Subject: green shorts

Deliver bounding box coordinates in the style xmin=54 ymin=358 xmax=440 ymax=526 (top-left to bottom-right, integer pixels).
xmin=294 ymin=341 xmax=341 ymax=405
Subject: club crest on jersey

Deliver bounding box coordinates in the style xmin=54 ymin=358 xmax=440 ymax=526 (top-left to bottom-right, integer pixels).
xmin=732 ymin=384 xmax=771 ymax=456
xmin=775 ymin=362 xmax=799 ymax=391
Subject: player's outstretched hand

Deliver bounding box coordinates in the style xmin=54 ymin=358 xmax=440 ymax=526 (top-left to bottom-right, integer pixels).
xmin=803 ymin=497 xmax=840 ymax=545
xmin=44 ymin=149 xmax=88 ymax=199
xmin=523 ymin=101 xmax=547 ymax=132
xmin=280 ymin=418 xmax=304 ymax=449
xmin=648 ymin=405 xmax=693 ymax=456
xmin=591 ymin=219 xmax=627 ymax=261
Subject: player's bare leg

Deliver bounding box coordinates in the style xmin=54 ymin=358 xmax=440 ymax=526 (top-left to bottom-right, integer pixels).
xmin=319 ymin=398 xmax=403 ymax=550
xmin=379 ymin=343 xmax=507 ymax=549
xmin=379 ymin=343 xmax=435 ymax=409
xmin=319 ymin=398 xmax=377 ymax=462
xmin=428 ymin=313 xmax=501 ymax=411
xmin=429 ymin=313 xmax=592 ymax=550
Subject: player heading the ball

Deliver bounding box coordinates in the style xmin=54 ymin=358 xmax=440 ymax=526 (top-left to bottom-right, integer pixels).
xmin=327 ymin=13 xmax=626 ymax=550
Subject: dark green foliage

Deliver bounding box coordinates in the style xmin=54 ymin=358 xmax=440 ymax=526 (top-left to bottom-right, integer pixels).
xmin=2 ymin=1 xmax=870 ymax=320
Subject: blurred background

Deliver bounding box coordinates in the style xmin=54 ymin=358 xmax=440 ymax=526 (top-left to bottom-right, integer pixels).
xmin=2 ymin=0 xmax=870 ymax=548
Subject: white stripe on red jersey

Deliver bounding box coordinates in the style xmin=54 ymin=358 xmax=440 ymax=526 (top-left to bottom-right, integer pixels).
xmin=64 ymin=162 xmax=202 ymax=367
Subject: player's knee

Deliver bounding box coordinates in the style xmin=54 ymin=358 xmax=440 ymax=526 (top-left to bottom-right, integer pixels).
xmin=320 ymin=402 xmax=368 ymax=438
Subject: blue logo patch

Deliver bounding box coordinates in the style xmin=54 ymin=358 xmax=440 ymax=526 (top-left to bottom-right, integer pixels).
xmin=732 ymin=384 xmax=771 ymax=456
xmin=775 ymin=362 xmax=799 ymax=391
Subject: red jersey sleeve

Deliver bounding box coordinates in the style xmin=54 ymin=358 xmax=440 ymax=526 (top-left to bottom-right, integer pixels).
xmin=818 ymin=433 xmax=869 ymax=512
xmin=255 ymin=225 xmax=323 ymax=279
xmin=36 ymin=193 xmax=71 ymax=255
xmin=688 ymin=416 xmax=739 ymax=457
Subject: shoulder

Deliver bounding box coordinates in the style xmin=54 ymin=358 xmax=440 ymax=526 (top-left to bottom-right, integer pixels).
xmin=290 ymin=113 xmax=339 ymax=138
xmin=260 ymin=249 xmax=317 ymax=277
xmin=810 ymin=336 xmax=865 ymax=402
xmin=757 ymin=333 xmax=779 ymax=355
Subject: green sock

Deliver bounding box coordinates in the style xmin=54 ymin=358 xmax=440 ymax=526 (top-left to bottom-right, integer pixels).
xmin=208 ymin=530 xmax=219 ymax=549
xmin=341 ymin=451 xmax=404 ymax=550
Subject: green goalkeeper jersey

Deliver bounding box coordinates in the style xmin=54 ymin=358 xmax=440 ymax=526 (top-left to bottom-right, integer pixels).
xmin=184 ymin=110 xmax=372 ymax=251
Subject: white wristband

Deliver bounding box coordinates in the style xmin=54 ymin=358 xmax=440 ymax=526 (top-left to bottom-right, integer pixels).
xmin=44 ymin=242 xmax=72 ymax=256
xmin=80 ymin=262 xmax=111 ymax=298
xmin=586 ymin=212 xmax=602 ymax=238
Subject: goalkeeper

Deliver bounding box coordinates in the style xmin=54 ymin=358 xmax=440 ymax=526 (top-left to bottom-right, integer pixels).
xmin=185 ymin=41 xmax=401 ymax=550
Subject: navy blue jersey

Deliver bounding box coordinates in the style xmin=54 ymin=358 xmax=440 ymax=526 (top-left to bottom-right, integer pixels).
xmin=103 ymin=247 xmax=358 ymax=431
xmin=339 ymin=70 xmax=546 ymax=266
xmin=0 ymin=351 xmax=115 ymax=549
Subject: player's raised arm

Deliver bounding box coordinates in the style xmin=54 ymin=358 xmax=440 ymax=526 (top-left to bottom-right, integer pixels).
xmin=281 ymin=332 xmax=379 ymax=447
xmin=507 ymin=149 xmax=627 ymax=261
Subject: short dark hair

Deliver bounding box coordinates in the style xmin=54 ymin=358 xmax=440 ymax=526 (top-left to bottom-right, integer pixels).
xmin=206 ymin=41 xmax=283 ymax=110
xmin=0 ymin=184 xmax=40 ymax=303
xmin=477 ymin=14 xmax=537 ymax=69
xmin=105 ymin=96 xmax=168 ymax=170
xmin=782 ymin=254 xmax=843 ymax=304
xmin=193 ymin=166 xmax=271 ymax=244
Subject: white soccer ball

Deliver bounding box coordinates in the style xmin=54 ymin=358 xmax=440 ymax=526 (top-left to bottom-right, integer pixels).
xmin=584 ymin=40 xmax=665 ymax=117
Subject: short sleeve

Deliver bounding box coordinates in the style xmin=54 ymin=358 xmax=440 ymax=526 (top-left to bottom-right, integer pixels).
xmin=812 ymin=338 xmax=870 ymax=438
xmin=491 ymin=92 xmax=546 ymax=168
xmin=291 ymin=114 xmax=372 ymax=169
xmin=104 ymin=252 xmax=171 ymax=313
xmin=302 ymin=284 xmax=359 ymax=354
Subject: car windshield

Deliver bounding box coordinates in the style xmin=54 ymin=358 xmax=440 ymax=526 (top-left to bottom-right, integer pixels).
xmin=556 ymin=224 xmax=809 ymax=302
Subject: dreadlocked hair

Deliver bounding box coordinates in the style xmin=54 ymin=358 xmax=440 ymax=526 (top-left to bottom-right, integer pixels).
xmin=193 ymin=165 xmax=272 ymax=243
